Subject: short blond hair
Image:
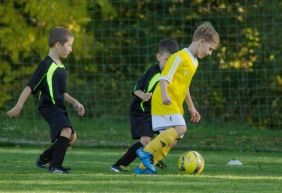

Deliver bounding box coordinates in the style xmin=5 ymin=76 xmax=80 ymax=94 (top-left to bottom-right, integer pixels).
xmin=192 ymin=22 xmax=220 ymax=47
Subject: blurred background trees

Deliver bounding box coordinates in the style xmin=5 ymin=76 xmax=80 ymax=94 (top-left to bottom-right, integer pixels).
xmin=1 ymin=0 xmax=281 ymax=129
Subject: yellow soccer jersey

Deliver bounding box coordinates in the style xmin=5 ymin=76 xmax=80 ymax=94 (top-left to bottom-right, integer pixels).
xmin=152 ymin=48 xmax=198 ymax=115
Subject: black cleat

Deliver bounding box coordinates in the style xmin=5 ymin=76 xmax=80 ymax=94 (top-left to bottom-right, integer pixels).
xmin=111 ymin=165 xmax=128 ymax=173
xmin=36 ymin=158 xmax=50 ymax=169
xmin=48 ymin=167 xmax=70 ymax=174
xmin=61 ymin=166 xmax=71 ymax=171
xmin=155 ymin=160 xmax=167 ymax=169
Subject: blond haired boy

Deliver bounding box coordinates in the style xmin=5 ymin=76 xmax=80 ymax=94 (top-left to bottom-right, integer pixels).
xmin=135 ymin=22 xmax=220 ymax=174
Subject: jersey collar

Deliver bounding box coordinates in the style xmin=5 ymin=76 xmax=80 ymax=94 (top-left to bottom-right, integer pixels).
xmin=184 ymin=48 xmax=198 ymax=68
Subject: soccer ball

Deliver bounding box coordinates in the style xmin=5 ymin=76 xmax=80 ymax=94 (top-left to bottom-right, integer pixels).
xmin=178 ymin=151 xmax=205 ymax=174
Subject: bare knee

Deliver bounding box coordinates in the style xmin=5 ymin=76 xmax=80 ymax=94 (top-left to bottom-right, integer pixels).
xmin=69 ymin=132 xmax=77 ymax=144
xmin=168 ymin=140 xmax=177 ymax=148
xmin=60 ymin=127 xmax=72 ymax=139
xmin=175 ymin=126 xmax=187 ymax=137
xmin=140 ymin=136 xmax=151 ymax=146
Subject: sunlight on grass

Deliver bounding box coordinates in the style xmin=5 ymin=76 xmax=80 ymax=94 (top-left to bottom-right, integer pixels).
xmin=0 ymin=147 xmax=282 ymax=193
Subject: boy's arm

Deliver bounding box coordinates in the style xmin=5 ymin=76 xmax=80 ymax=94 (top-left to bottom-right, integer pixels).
xmin=7 ymin=86 xmax=32 ymax=117
xmin=133 ymin=90 xmax=152 ymax=102
xmin=133 ymin=67 xmax=155 ymax=102
xmin=185 ymin=88 xmax=201 ymax=123
xmin=160 ymin=79 xmax=171 ymax=105
xmin=64 ymin=93 xmax=85 ymax=116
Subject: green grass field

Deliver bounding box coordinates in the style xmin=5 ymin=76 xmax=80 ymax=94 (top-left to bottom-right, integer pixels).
xmin=0 ymin=147 xmax=281 ymax=193
xmin=1 ymin=115 xmax=281 ymax=192
xmin=1 ymin=116 xmax=281 ymax=152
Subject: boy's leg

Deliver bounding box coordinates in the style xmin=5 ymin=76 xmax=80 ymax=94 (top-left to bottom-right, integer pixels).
xmin=69 ymin=132 xmax=77 ymax=144
xmin=138 ymin=140 xmax=176 ymax=169
xmin=40 ymin=144 xmax=55 ymax=161
xmin=143 ymin=128 xmax=178 ymax=154
xmin=49 ymin=127 xmax=71 ymax=171
xmin=154 ymin=143 xmax=172 ymax=164
xmin=36 ymin=143 xmax=56 ymax=168
xmin=112 ymin=142 xmax=143 ymax=169
xmin=112 ymin=136 xmax=151 ymax=172
xmin=136 ymin=126 xmax=185 ymax=173
xmin=136 ymin=128 xmax=176 ymax=173
xmin=39 ymin=107 xmax=73 ymax=173
xmin=37 ymin=132 xmax=76 ymax=168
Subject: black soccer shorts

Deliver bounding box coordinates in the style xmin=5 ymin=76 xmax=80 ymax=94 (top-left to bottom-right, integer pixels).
xmin=39 ymin=106 xmax=74 ymax=143
xmin=130 ymin=112 xmax=154 ymax=140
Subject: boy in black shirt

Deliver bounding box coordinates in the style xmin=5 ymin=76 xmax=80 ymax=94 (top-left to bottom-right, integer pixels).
xmin=111 ymin=38 xmax=179 ymax=172
xmin=7 ymin=27 xmax=84 ymax=174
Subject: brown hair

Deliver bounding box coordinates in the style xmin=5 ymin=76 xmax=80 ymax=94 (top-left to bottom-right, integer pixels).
xmin=192 ymin=22 xmax=220 ymax=47
xmin=158 ymin=38 xmax=179 ymax=54
xmin=48 ymin=27 xmax=73 ymax=47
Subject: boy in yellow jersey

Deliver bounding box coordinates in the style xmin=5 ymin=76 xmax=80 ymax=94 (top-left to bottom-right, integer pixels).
xmin=135 ymin=22 xmax=220 ymax=174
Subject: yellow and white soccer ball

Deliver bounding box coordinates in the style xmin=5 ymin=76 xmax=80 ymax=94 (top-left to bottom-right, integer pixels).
xmin=178 ymin=151 xmax=205 ymax=174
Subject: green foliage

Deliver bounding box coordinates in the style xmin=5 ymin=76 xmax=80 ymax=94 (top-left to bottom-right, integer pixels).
xmin=1 ymin=0 xmax=281 ymax=129
xmin=0 ymin=0 xmax=94 ymax=107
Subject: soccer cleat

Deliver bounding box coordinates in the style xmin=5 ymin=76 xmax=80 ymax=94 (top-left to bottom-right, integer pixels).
xmin=36 ymin=158 xmax=71 ymax=171
xmin=136 ymin=147 xmax=156 ymax=173
xmin=111 ymin=165 xmax=128 ymax=173
xmin=36 ymin=158 xmax=50 ymax=169
xmin=133 ymin=166 xmax=155 ymax=175
xmin=48 ymin=167 xmax=70 ymax=174
xmin=155 ymin=160 xmax=167 ymax=169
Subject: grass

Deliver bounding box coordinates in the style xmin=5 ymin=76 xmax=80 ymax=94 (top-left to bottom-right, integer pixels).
xmin=1 ymin=115 xmax=281 ymax=152
xmin=0 ymin=147 xmax=281 ymax=193
xmin=1 ymin=113 xmax=281 ymax=192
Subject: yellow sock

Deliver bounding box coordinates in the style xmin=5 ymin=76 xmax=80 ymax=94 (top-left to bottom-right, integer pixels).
xmin=154 ymin=144 xmax=171 ymax=163
xmin=144 ymin=128 xmax=178 ymax=154
xmin=138 ymin=128 xmax=178 ymax=169
xmin=138 ymin=144 xmax=172 ymax=169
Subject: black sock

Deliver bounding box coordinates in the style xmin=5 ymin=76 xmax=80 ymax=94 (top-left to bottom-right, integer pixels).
xmin=113 ymin=142 xmax=143 ymax=167
xmin=39 ymin=143 xmax=56 ymax=162
xmin=50 ymin=136 xmax=70 ymax=168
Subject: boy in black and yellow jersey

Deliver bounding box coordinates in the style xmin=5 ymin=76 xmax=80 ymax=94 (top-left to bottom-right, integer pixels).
xmin=7 ymin=27 xmax=84 ymax=174
xmin=136 ymin=22 xmax=220 ymax=174
xmin=111 ymin=38 xmax=179 ymax=172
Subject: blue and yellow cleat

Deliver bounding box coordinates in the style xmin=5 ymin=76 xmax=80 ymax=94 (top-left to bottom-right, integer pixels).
xmin=134 ymin=166 xmax=156 ymax=175
xmin=136 ymin=147 xmax=156 ymax=173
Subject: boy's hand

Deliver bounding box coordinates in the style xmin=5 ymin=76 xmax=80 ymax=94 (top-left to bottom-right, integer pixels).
xmin=142 ymin=92 xmax=152 ymax=102
xmin=73 ymin=101 xmax=85 ymax=116
xmin=162 ymin=94 xmax=172 ymax=105
xmin=7 ymin=105 xmax=22 ymax=118
xmin=188 ymin=107 xmax=201 ymax=123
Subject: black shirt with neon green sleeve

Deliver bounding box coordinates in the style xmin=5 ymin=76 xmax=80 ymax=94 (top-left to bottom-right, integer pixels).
xmin=27 ymin=56 xmax=67 ymax=109
xmin=130 ymin=64 xmax=161 ymax=115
